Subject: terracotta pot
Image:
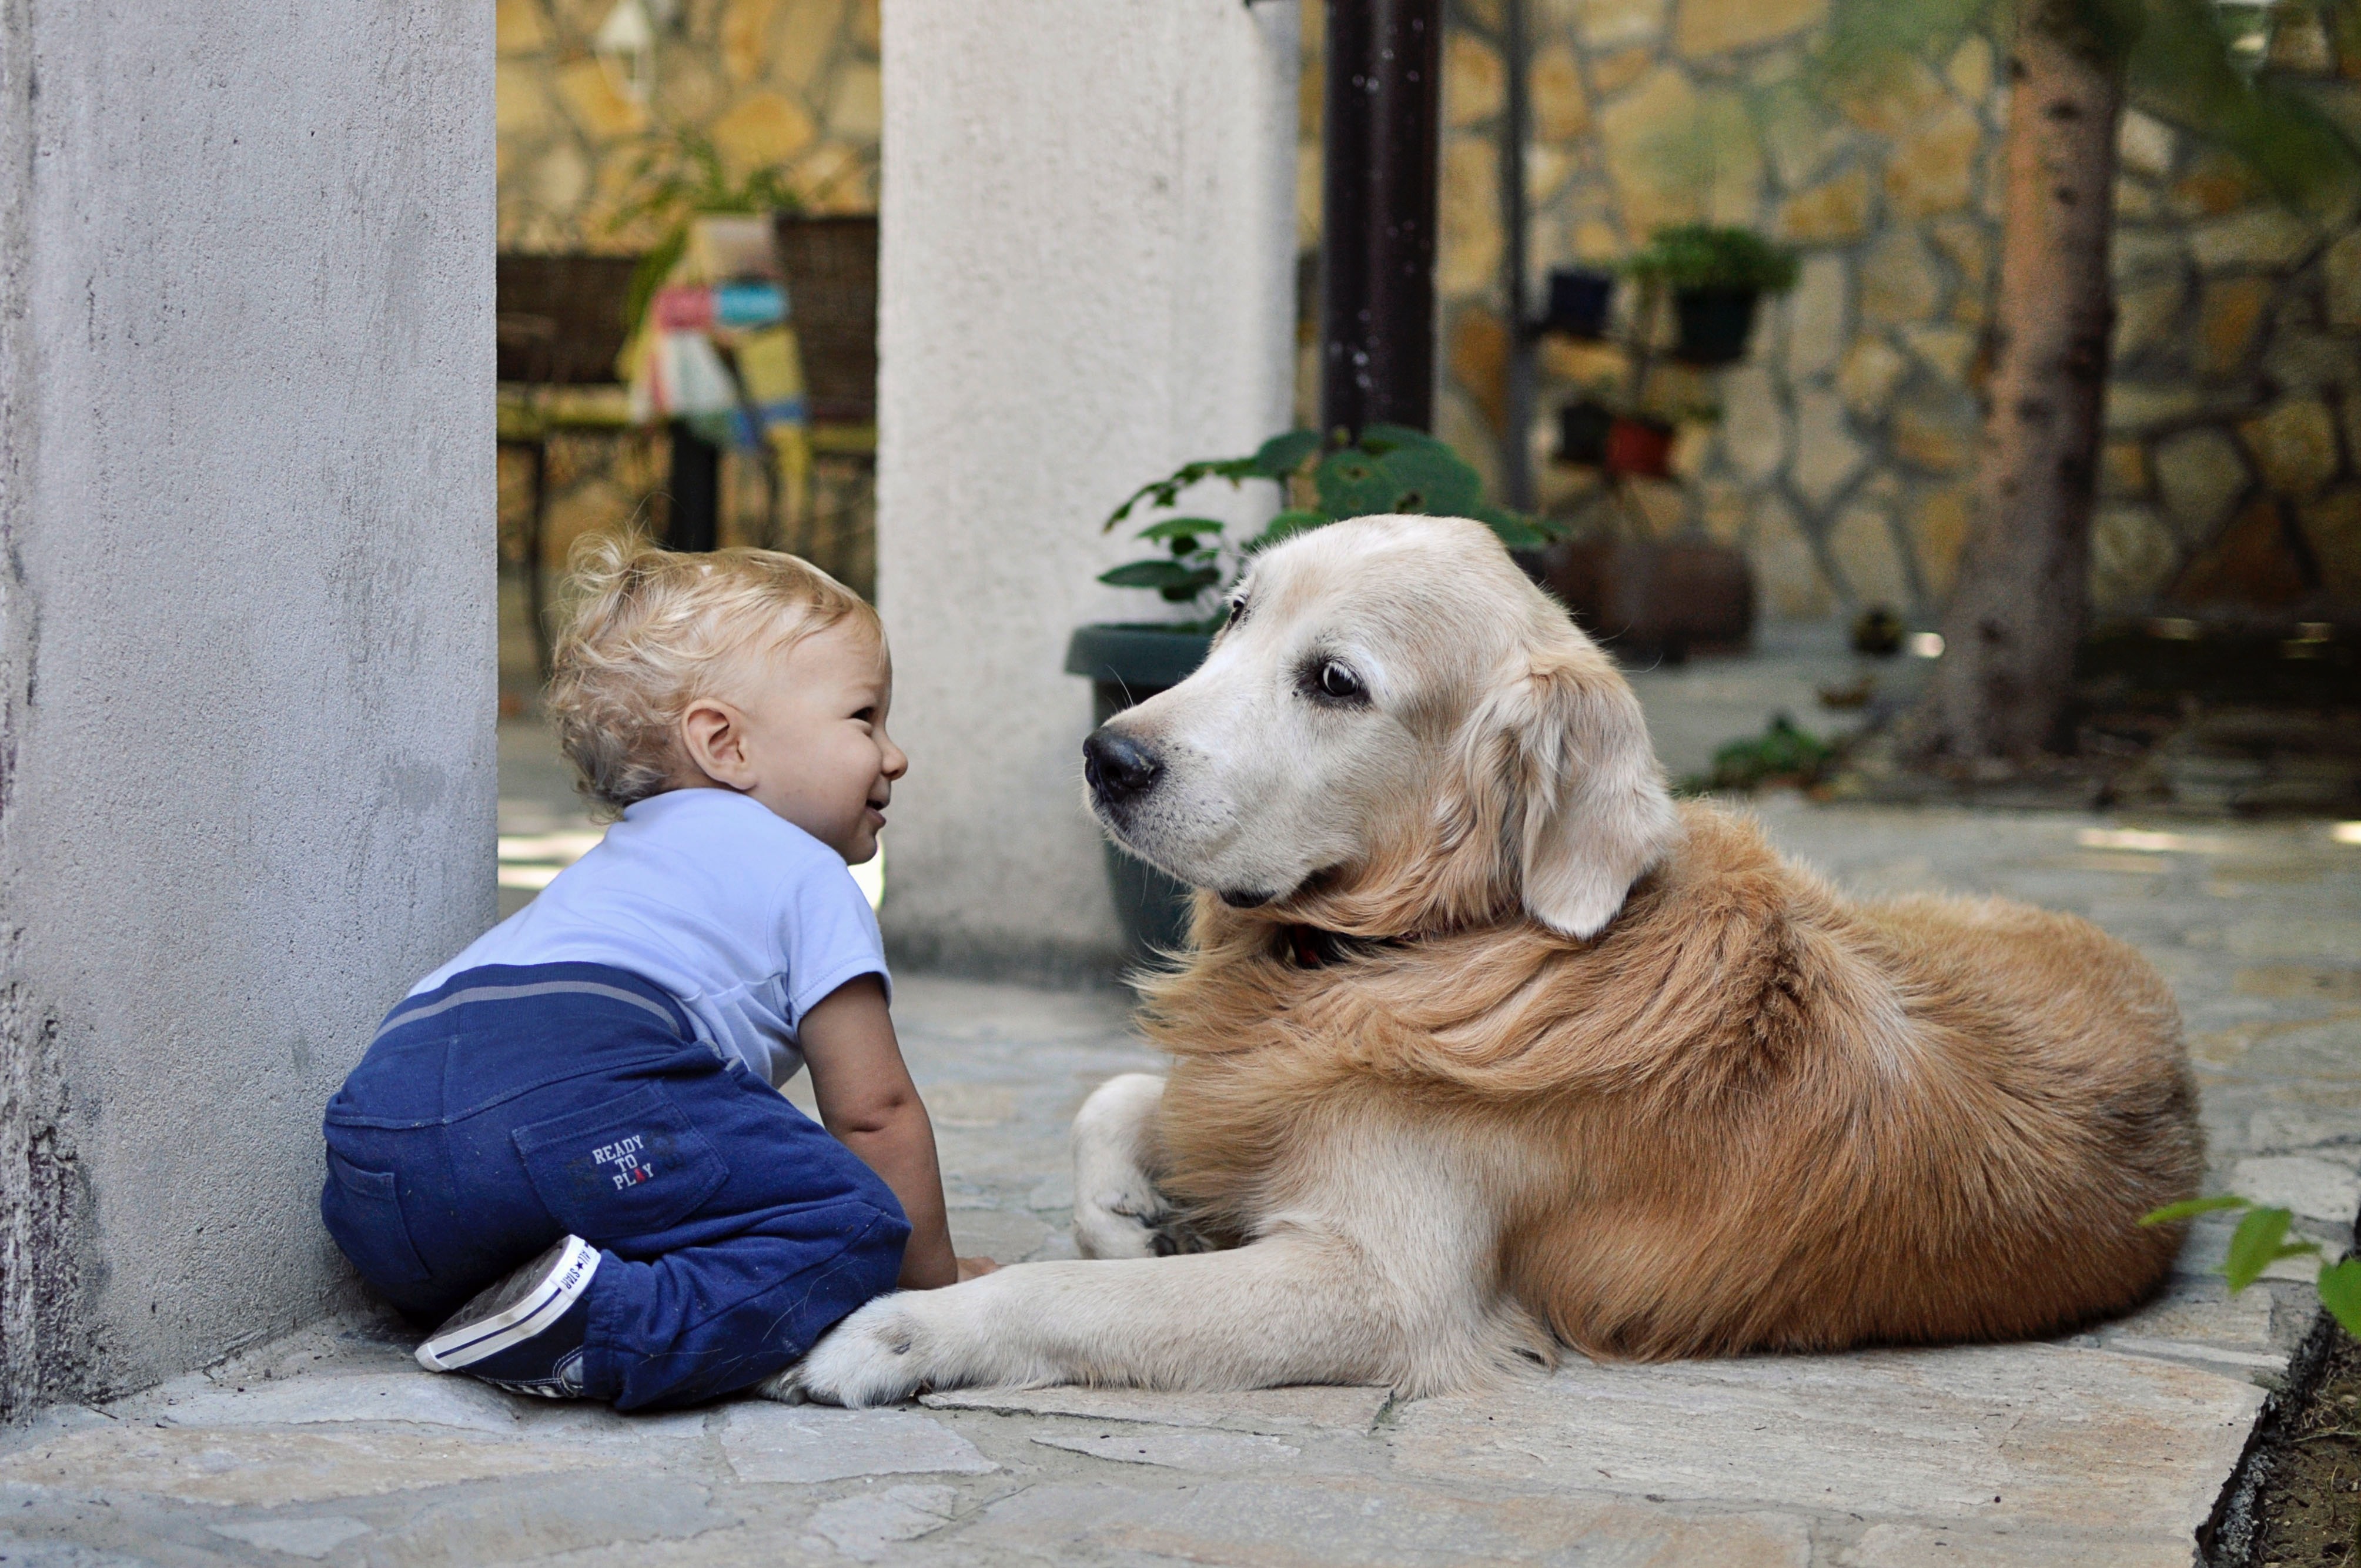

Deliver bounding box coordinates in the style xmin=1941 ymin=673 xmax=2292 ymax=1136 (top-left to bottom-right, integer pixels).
xmin=1540 ymin=537 xmax=1755 ymax=661
xmin=1603 ymin=416 xmax=1675 ymax=479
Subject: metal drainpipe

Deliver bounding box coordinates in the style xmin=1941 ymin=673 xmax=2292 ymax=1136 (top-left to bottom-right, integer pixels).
xmin=1500 ymin=0 xmax=1536 ymax=510
xmin=1318 ymin=0 xmax=1442 ymax=439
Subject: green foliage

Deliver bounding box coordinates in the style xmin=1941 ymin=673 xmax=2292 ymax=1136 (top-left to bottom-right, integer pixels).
xmin=2125 ymin=0 xmax=2361 ymax=218
xmin=1096 ymin=428 xmax=1555 ymax=624
xmin=2140 ymin=1195 xmax=2361 ymax=1337
xmin=1626 ymin=225 xmax=1800 ymax=293
xmin=2320 ymin=1258 xmax=2361 ymax=1329
xmin=1813 ymin=0 xmax=2361 ymax=220
xmin=1681 ymin=714 xmax=1837 ymax=794
xmin=610 ymin=128 xmax=807 ymax=335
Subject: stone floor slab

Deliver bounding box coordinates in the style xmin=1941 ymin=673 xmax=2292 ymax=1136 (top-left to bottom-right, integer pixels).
xmin=801 ymin=1485 xmax=958 ymax=1562
xmin=210 ymin=1511 xmax=375 ymax=1558
xmin=1030 ymin=1427 xmax=1303 ymax=1469
xmin=125 ymin=1371 xmax=526 ymax=1435
xmin=0 ymin=1535 xmax=153 ymax=1567
xmin=208 ymin=1513 xmax=375 ymax=1559
xmin=957 ymin=1477 xmax=1817 ymax=1567
xmin=921 ymin=1383 xmax=1392 ymax=1435
xmin=1833 ymin=1522 xmax=2197 ymax=1567
xmin=1385 ymin=1345 xmax=2263 ymax=1535
xmin=346 ymin=1473 xmax=737 ymax=1568
xmin=718 ymin=1404 xmax=995 ymax=1484
xmin=0 ymin=1423 xmax=618 ymax=1508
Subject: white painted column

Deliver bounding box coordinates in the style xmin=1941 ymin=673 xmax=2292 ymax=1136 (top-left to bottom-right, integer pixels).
xmin=0 ymin=1 xmax=494 ymax=1407
xmin=877 ymin=0 xmax=1300 ymax=978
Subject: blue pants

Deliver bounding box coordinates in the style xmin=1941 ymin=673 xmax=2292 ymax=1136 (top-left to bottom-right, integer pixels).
xmin=320 ymin=963 xmax=909 ymax=1410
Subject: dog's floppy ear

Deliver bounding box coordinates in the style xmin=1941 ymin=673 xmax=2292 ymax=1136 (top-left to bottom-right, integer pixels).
xmin=1474 ymin=643 xmax=1677 ymax=940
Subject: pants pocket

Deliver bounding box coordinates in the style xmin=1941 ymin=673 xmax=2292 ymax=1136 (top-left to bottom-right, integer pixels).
xmin=514 ymin=1083 xmax=730 ymax=1242
xmin=321 ymin=1149 xmax=434 ymax=1288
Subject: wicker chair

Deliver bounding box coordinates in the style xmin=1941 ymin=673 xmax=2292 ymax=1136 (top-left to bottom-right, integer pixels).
xmin=496 ymin=253 xmax=643 ymax=676
xmin=772 ymin=215 xmax=878 ymax=593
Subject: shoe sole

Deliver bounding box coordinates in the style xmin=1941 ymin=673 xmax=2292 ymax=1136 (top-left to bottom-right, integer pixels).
xmin=416 ymin=1237 xmax=601 ymax=1372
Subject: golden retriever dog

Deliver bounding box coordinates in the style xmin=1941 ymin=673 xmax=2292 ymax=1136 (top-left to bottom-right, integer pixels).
xmin=790 ymin=514 xmax=2202 ymax=1407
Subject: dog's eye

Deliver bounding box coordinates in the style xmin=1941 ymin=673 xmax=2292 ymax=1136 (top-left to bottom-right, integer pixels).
xmin=1317 ymin=661 xmax=1364 ymax=701
xmin=1225 ymin=596 xmax=1249 ymax=628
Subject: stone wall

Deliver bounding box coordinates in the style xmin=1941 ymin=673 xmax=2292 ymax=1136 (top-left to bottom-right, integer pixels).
xmin=498 ymin=0 xmax=882 ymax=249
xmin=503 ymin=0 xmax=2361 ymax=623
xmin=1304 ymin=0 xmax=2361 ymax=620
xmin=0 ymin=1 xmax=493 ymax=1407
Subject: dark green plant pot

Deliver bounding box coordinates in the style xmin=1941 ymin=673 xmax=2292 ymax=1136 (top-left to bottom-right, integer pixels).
xmin=1556 ymin=399 xmax=1614 ymax=466
xmin=1673 ymin=286 xmax=1763 ymax=366
xmin=1065 ymin=624 xmax=1215 ymax=959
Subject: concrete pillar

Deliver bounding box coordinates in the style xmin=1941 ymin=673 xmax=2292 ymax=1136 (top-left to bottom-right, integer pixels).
xmin=0 ymin=2 xmax=494 ymax=1410
xmin=877 ymin=0 xmax=1299 ymax=979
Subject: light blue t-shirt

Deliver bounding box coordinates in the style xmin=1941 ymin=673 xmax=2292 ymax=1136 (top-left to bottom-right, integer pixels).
xmin=412 ymin=788 xmax=888 ymax=1086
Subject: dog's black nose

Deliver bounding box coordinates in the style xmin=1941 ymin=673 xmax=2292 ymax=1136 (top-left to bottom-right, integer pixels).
xmin=1083 ymin=728 xmax=1162 ymax=804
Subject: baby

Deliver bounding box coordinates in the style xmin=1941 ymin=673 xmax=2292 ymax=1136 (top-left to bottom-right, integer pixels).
xmin=321 ymin=537 xmax=988 ymax=1410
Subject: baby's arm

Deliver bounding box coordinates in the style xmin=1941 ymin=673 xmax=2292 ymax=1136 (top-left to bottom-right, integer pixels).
xmin=798 ymin=976 xmax=986 ymax=1289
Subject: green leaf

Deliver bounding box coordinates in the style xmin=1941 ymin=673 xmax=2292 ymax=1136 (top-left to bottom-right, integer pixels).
xmin=1377 ymin=443 xmax=1484 ymax=517
xmin=2318 ymin=1258 xmax=2361 ymax=1339
xmin=2125 ymin=0 xmax=2361 ymax=220
xmin=1250 ymin=430 xmax=1323 ymax=479
xmin=1156 ymin=570 xmax=1220 ymax=601
xmin=2139 ymin=1195 xmax=2252 ymax=1226
xmin=1248 ymin=509 xmax=1332 ymax=551
xmin=1476 ymin=506 xmax=1549 ymax=550
xmin=1134 ymin=516 xmax=1227 ymax=543
xmin=1103 ymin=459 xmax=1259 ymax=531
xmin=1624 ymin=224 xmax=1800 ymax=293
xmin=1356 ymin=422 xmax=1443 ymax=456
xmin=1315 ymin=449 xmax=1403 ymax=520
xmin=1099 ymin=560 xmax=1216 ymax=590
xmin=2225 ymin=1205 xmax=2298 ymax=1292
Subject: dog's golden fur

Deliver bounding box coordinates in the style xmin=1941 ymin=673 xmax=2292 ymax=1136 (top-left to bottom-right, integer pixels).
xmin=1141 ymin=800 xmax=2201 ymax=1362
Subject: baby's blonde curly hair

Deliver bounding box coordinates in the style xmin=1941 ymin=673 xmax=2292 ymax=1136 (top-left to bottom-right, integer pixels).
xmin=546 ymin=533 xmax=881 ymax=813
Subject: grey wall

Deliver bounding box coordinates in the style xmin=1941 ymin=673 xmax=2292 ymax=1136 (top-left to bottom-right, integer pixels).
xmin=0 ymin=1 xmax=495 ymax=1410
xmin=876 ymin=0 xmax=1299 ymax=981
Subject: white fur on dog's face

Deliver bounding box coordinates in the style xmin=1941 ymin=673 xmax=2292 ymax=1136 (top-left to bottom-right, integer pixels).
xmin=1084 ymin=515 xmax=1676 ymax=938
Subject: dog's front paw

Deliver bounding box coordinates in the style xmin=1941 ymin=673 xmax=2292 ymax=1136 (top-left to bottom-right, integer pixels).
xmin=797 ymin=1296 xmax=936 ymax=1409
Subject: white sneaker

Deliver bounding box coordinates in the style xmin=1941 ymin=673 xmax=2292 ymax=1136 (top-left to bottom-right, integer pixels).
xmin=416 ymin=1235 xmax=601 ymax=1396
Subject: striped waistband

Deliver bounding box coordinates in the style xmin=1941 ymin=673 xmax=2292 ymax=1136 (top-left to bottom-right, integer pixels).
xmin=377 ymin=971 xmax=687 ymax=1044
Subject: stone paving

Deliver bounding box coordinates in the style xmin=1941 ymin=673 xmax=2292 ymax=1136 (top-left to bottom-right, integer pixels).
xmin=9 ymin=664 xmax=2361 ymax=1564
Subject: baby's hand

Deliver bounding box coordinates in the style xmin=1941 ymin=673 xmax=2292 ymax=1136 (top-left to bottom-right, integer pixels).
xmin=956 ymin=1255 xmax=999 ymax=1283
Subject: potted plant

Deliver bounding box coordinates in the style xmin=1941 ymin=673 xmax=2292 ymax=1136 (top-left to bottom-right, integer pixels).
xmin=1556 ymin=397 xmax=1615 ymax=466
xmin=1626 ymin=225 xmax=1799 ymax=367
xmin=1540 ymin=266 xmax=1616 ymax=340
xmin=1071 ymin=427 xmax=1550 ymax=956
xmin=1603 ymin=413 xmax=1677 ymax=479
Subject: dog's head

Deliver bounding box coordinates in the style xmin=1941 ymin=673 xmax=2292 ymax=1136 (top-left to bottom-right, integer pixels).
xmin=1082 ymin=514 xmax=1676 ymax=940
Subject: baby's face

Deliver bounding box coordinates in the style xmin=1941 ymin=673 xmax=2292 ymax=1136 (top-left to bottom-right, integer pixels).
xmin=731 ymin=621 xmax=907 ymax=863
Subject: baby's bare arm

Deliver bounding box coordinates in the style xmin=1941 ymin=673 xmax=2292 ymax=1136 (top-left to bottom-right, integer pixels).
xmin=800 ymin=976 xmax=986 ymax=1289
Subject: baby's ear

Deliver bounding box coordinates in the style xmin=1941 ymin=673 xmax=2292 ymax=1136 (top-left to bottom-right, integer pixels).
xmin=1484 ymin=648 xmax=1676 ymax=940
xmin=677 ymin=699 xmax=753 ymax=790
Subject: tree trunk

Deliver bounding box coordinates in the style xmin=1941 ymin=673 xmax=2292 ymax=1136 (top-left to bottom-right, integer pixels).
xmin=1918 ymin=2 xmax=2123 ymax=759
